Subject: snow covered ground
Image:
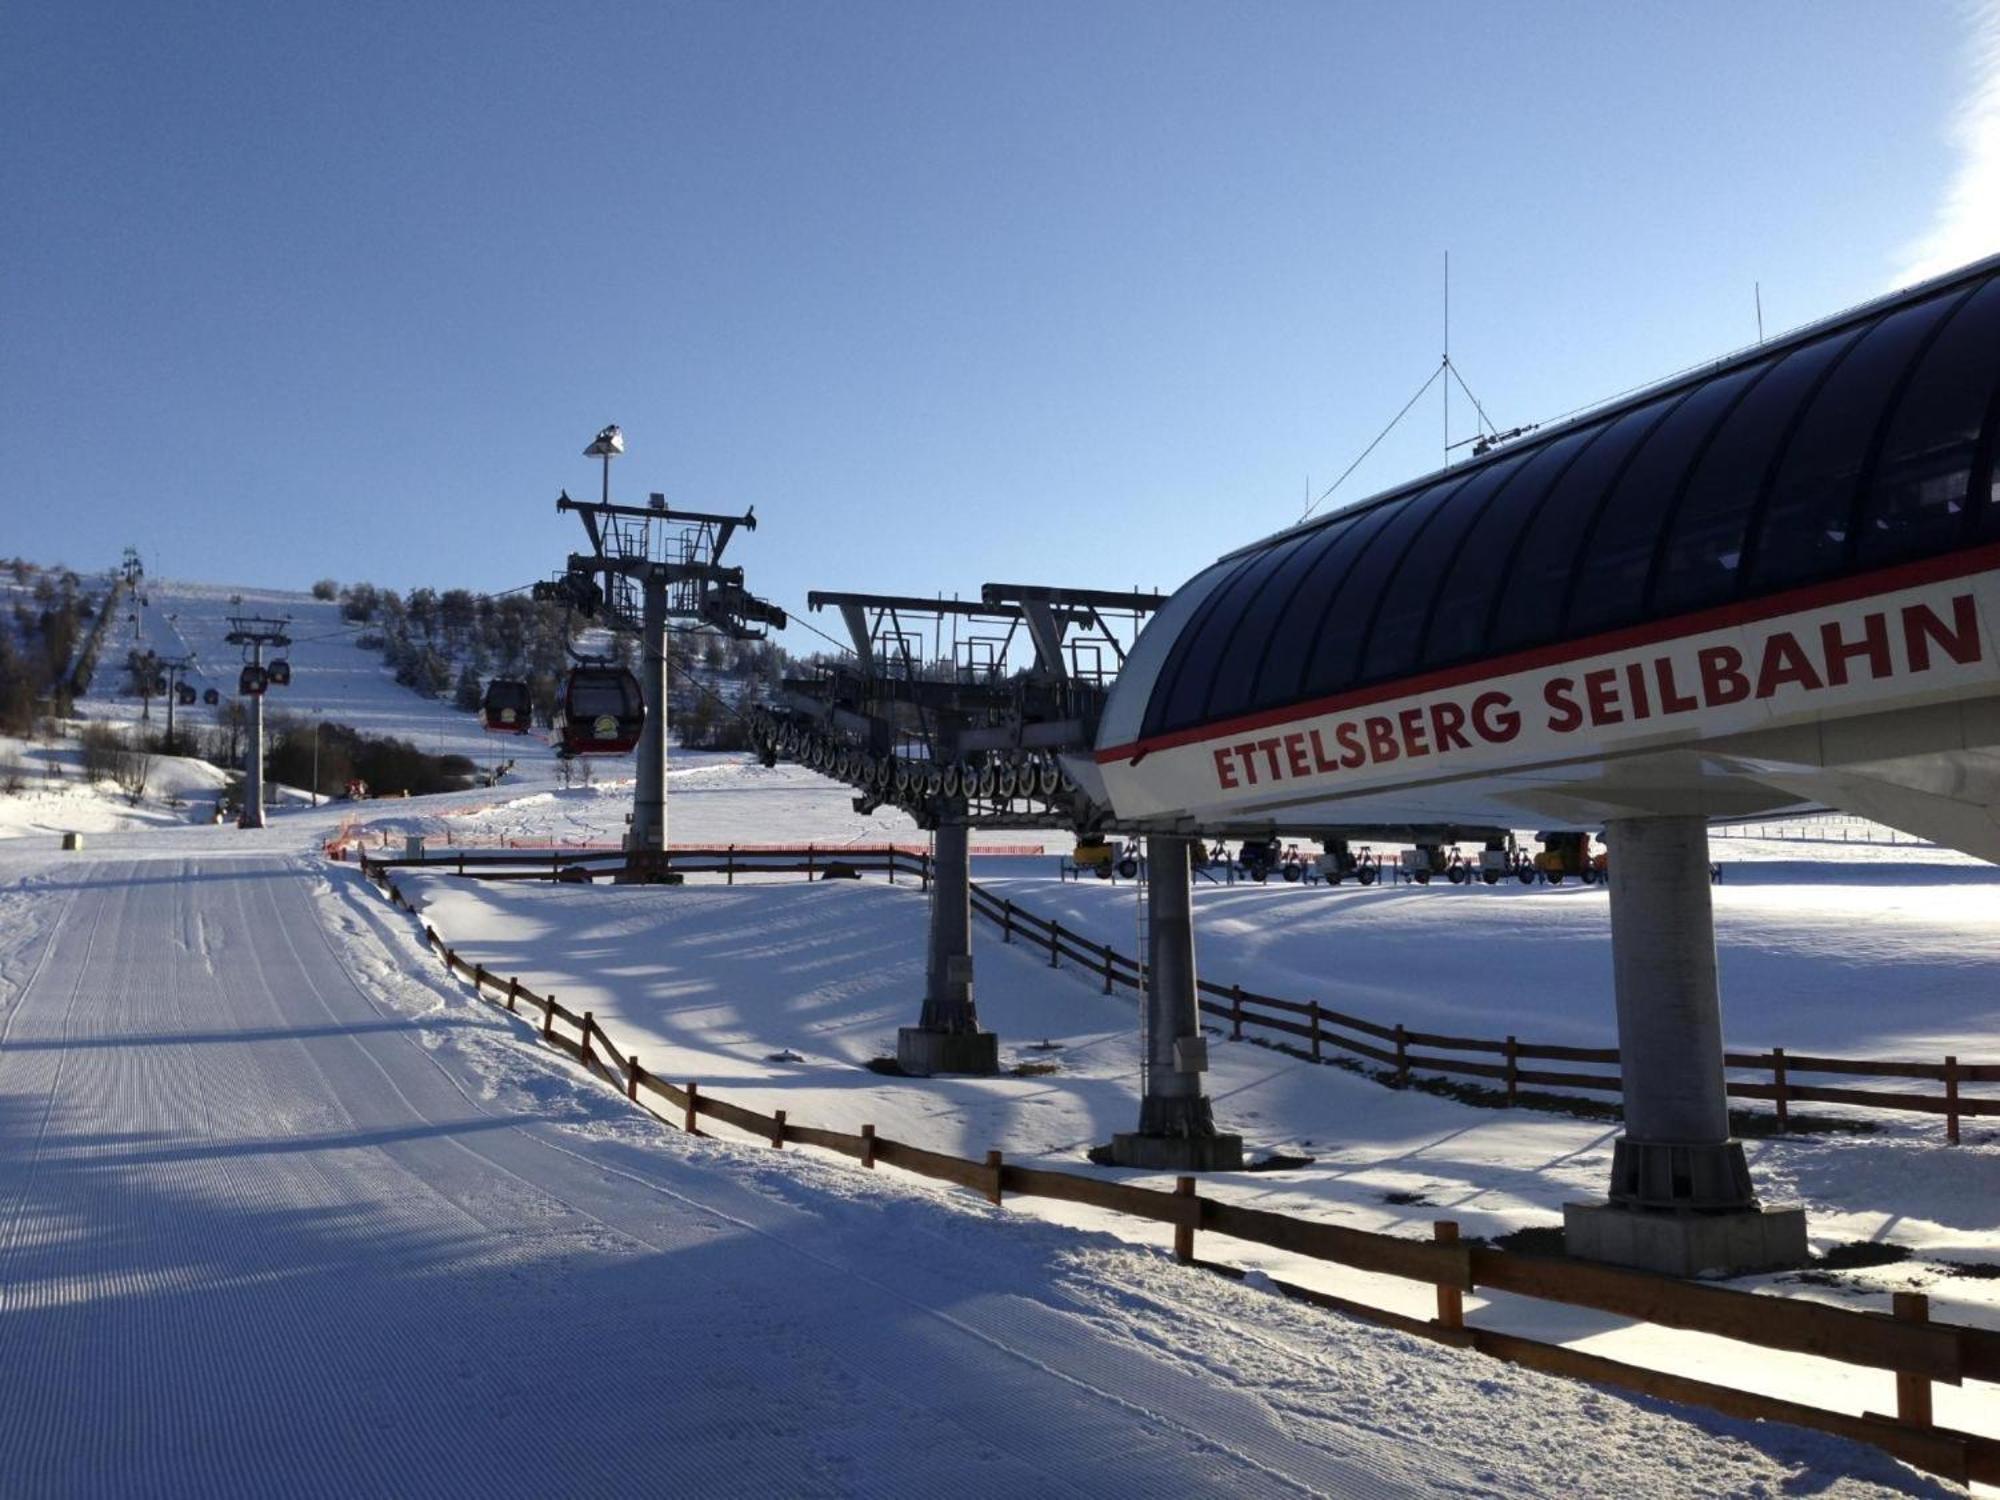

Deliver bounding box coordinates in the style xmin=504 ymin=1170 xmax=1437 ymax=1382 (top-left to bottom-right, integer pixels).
xmin=3 ymin=569 xmax=1997 ymax=1489
xmin=1 ymin=842 xmax=1944 ymax=1496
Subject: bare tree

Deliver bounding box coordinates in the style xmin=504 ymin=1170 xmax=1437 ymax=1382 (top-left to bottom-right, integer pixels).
xmin=115 ymin=745 xmax=153 ymax=805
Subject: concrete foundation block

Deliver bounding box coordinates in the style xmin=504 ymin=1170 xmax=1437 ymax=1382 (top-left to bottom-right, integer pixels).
xmin=1105 ymin=1131 xmax=1244 ymax=1172
xmin=896 ymin=1026 xmax=999 ymax=1077
xmin=1563 ymin=1200 xmax=1809 ymax=1277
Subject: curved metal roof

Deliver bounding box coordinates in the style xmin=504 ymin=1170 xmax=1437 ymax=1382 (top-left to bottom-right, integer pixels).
xmin=1112 ymin=253 xmax=2000 ymax=751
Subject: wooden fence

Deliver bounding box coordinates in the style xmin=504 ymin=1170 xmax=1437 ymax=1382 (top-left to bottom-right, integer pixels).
xmin=967 ymin=885 xmax=1997 ymax=1145
xmin=358 ymin=856 xmax=2000 ymax=1485
xmin=355 ymin=846 xmax=1996 ymax=1142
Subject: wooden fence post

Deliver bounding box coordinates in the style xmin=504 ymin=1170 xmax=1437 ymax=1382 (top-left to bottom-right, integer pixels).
xmin=1395 ymin=1024 xmax=1409 ymax=1086
xmin=985 ymin=1149 xmax=1003 ymax=1205
xmin=1504 ymin=1036 xmax=1518 ymax=1107
xmin=726 ymin=847 xmax=735 ymax=886
xmin=1002 ymin=901 xmax=1013 ymax=943
xmin=1945 ymin=1056 xmax=1960 ymax=1146
xmin=543 ymin=994 xmax=555 ymax=1042
xmin=1893 ymin=1292 xmax=1934 ymax=1427
xmin=507 ymin=976 xmax=519 ymax=1014
xmin=1173 ymin=1176 xmax=1196 ymax=1265
xmin=861 ymin=1123 xmax=876 ymax=1169
xmin=1773 ymin=1046 xmax=1789 ymax=1132
xmin=1102 ymin=949 xmax=1114 ymax=994
xmin=771 ymin=1109 xmax=787 ymax=1150
xmin=580 ymin=1011 xmax=594 ymax=1065
xmin=1048 ymin=922 xmax=1061 ymax=968
xmin=472 ymin=963 xmax=487 ymax=991
xmin=684 ymin=1083 xmax=700 ymax=1137
xmin=1231 ymin=984 xmax=1244 ymax=1040
xmin=627 ymin=1054 xmax=640 ymax=1101
xmin=1309 ymin=1001 xmax=1323 ymax=1062
xmin=1434 ymin=1221 xmax=1464 ymax=1331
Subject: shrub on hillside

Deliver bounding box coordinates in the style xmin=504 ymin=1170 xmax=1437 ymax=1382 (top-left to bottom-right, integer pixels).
xmin=311 ymin=579 xmax=339 ymax=601
xmin=267 ymin=719 xmax=476 ymax=799
xmin=79 ymin=722 xmax=125 ymax=782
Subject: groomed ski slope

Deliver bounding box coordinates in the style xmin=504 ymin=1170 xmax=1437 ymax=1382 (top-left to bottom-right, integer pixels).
xmin=0 ymin=848 xmax=1938 ymax=1498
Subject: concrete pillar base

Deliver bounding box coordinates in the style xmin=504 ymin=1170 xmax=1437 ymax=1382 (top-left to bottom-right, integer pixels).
xmin=896 ymin=1026 xmax=999 ymax=1077
xmin=1105 ymin=1131 xmax=1245 ymax=1172
xmin=1608 ymin=1137 xmax=1755 ymax=1211
xmin=1563 ymin=1201 xmax=1809 ymax=1277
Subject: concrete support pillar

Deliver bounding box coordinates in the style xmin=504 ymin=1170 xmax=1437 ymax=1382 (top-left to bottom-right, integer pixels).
xmin=239 ymin=660 xmax=266 ymax=831
xmin=1104 ymin=835 xmax=1242 ymax=1171
xmin=897 ymin=814 xmax=997 ymax=1075
xmin=629 ymin=576 xmax=668 ymax=856
xmin=1564 ymin=815 xmax=1806 ymax=1275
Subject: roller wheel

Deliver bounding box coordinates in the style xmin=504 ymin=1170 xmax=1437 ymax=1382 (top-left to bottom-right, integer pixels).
xmin=1116 ymin=857 xmax=1139 ymax=879
xmin=977 ymin=764 xmax=997 ymax=798
xmin=1357 ymin=865 xmax=1378 ymax=886
xmin=941 ymin=765 xmax=961 ymax=798
xmin=1517 ymin=868 xmax=1535 ymax=885
xmin=1282 ymin=863 xmax=1302 ymax=882
xmin=1037 ymin=763 xmax=1061 ymax=797
xmin=1483 ymin=870 xmax=1499 ymax=885
xmin=1582 ymin=866 xmax=1599 ymax=885
xmin=996 ymin=764 xmax=1018 ymax=798
xmin=1447 ymin=867 xmax=1465 ymax=885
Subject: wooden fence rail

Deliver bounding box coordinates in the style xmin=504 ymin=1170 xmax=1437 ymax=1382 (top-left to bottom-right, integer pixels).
xmin=363 ymin=848 xmax=1994 ymax=1140
xmin=361 ymin=856 xmax=1999 ymax=1486
xmin=962 ymin=883 xmax=1994 ymax=1141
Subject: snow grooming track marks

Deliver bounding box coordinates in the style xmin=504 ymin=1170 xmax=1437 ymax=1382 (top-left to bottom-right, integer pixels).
xmin=0 ymin=849 xmax=1642 ymax=1500
xmin=356 ymin=856 xmax=1984 ymax=1496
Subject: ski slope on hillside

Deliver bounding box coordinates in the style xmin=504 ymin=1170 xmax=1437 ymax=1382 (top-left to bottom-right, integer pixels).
xmin=81 ymin=577 xmax=531 ymax=776
xmin=0 ymin=846 xmax=1934 ymax=1497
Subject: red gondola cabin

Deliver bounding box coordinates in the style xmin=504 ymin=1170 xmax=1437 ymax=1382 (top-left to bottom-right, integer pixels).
xmin=556 ymin=665 xmax=644 ymax=756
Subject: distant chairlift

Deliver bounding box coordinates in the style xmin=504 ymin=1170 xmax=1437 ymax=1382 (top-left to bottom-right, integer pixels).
xmin=176 ymin=683 xmax=197 ymax=706
xmin=202 ymin=687 xmax=221 ymax=706
xmin=266 ymin=658 xmax=292 ymax=687
xmin=238 ymin=664 xmax=268 ymax=696
xmin=555 ymin=661 xmax=644 ymax=757
xmin=482 ymin=678 xmax=533 ymax=733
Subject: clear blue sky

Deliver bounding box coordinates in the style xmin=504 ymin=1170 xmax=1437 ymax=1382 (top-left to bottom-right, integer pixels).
xmin=4 ymin=2 xmax=1997 ymax=648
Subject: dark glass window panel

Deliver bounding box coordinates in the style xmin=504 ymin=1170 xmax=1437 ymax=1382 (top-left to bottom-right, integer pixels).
xmin=1488 ymin=396 xmax=1682 ymax=653
xmin=1854 ymin=277 xmax=2000 ymax=570
xmin=1980 ymin=442 xmax=2000 ymax=542
xmin=1249 ymin=500 xmax=1404 ymax=708
xmin=1421 ymin=427 xmax=1599 ymax=669
xmin=1648 ymin=326 xmax=1866 ymax=619
xmin=1360 ymin=455 xmax=1531 ymax=684
xmin=1297 ymin=483 xmax=1459 ymax=699
xmin=1204 ymin=516 xmax=1360 ymax=722
xmin=1148 ymin=541 xmax=1306 ymax=735
xmin=1746 ymin=293 xmax=1967 ymax=593
xmin=1565 ymin=361 xmax=1771 ymax=637
xmin=570 ymin=673 xmax=640 ymax=718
